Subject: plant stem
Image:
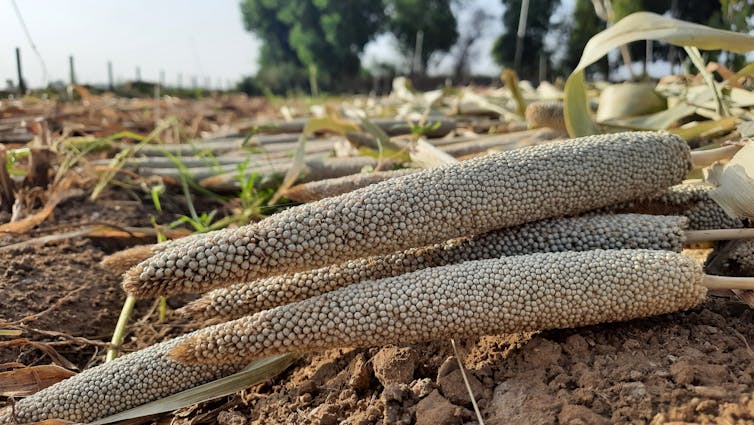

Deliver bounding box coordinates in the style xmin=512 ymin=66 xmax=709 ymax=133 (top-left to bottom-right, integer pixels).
xmin=159 ymin=296 xmax=168 ymax=322
xmin=450 ymin=338 xmax=485 ymax=425
xmin=690 ymin=144 xmax=743 ymax=168
xmin=106 ymin=295 xmax=136 ymax=362
xmin=702 ymin=275 xmax=754 ymax=290
xmin=685 ymin=228 xmax=754 ymax=243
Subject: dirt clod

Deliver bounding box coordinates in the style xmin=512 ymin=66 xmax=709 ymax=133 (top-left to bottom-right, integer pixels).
xmin=346 ymin=353 xmax=373 ymax=391
xmin=308 ymin=403 xmax=339 ymax=425
xmin=487 ymin=370 xmax=560 ymax=425
xmin=217 ymin=410 xmax=247 ymax=425
xmin=436 ymin=356 xmax=488 ymax=406
xmin=558 ymin=404 xmax=610 ymax=425
xmin=415 ymin=390 xmax=464 ymax=425
xmin=670 ymin=360 xmax=728 ymax=385
xmin=372 ymin=346 xmax=418 ymax=387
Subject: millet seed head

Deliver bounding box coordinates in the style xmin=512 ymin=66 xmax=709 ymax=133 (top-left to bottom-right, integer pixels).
xmin=613 ymin=182 xmax=744 ymax=230
xmin=182 ymin=214 xmax=689 ymax=322
xmin=1 ymin=336 xmax=246 ymax=424
xmin=525 ymin=101 xmax=567 ymax=132
xmin=123 ymin=131 xmax=691 ymax=298
xmin=170 ymin=249 xmax=706 ymax=365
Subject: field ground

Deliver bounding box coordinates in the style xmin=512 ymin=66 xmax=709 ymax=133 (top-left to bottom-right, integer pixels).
xmin=1 ymin=90 xmax=754 ymax=424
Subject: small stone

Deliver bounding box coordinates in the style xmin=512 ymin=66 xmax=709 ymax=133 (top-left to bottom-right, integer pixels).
xmin=410 ymin=378 xmax=434 ymax=398
xmin=562 ymin=334 xmax=590 ymax=358
xmin=665 ymin=403 xmax=696 ymax=422
xmin=298 ymin=379 xmax=318 ymax=395
xmin=670 ymin=360 xmax=728 ymax=386
xmin=522 ymin=337 xmax=562 ymax=370
xmin=488 ymin=373 xmax=560 ymax=425
xmin=382 ymin=383 xmax=406 ymax=402
xmin=695 ymin=399 xmax=718 ymax=414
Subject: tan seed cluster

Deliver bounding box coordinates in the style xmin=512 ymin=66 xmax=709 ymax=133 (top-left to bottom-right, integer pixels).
xmin=170 ymin=249 xmax=707 ymax=365
xmin=183 ymin=214 xmax=688 ymax=321
xmin=525 ymin=101 xmax=567 ymax=132
xmin=99 ymin=244 xmax=155 ymax=275
xmin=123 ymin=132 xmax=691 ymax=298
xmin=1 ymin=337 xmax=246 ymax=424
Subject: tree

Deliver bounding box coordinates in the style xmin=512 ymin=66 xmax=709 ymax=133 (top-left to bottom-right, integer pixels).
xmin=240 ymin=0 xmax=386 ymax=91
xmin=718 ymin=0 xmax=754 ymax=69
xmin=387 ymin=0 xmax=459 ymax=75
xmin=611 ymin=0 xmax=726 ymax=75
xmin=450 ymin=7 xmax=494 ymax=80
xmin=492 ymin=0 xmax=561 ymax=81
xmin=561 ymin=0 xmax=608 ymax=78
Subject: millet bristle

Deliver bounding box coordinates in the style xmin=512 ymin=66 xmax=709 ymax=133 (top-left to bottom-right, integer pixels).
xmin=99 ymin=244 xmax=157 ymax=276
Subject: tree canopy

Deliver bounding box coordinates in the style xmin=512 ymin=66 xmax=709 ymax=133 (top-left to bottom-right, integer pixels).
xmin=562 ymin=0 xmax=608 ymax=77
xmin=240 ymin=0 xmax=385 ymax=91
xmin=387 ymin=0 xmax=459 ymax=73
xmin=240 ymin=0 xmax=462 ymax=92
xmin=492 ymin=0 xmax=561 ymax=81
xmin=239 ymin=0 xmax=754 ymax=93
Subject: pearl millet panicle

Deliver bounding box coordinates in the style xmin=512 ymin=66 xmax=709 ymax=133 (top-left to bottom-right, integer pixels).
xmin=170 ymin=249 xmax=707 ymax=365
xmin=182 ymin=214 xmax=688 ymax=321
xmin=123 ymin=132 xmax=691 ymax=298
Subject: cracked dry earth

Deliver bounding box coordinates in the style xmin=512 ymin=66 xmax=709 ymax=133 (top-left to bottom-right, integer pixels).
xmin=2 ymin=202 xmax=754 ymax=424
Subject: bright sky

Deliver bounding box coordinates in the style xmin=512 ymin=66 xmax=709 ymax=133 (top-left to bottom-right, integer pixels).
xmin=1 ymin=0 xmax=261 ymax=89
xmin=1 ymin=0 xmax=574 ymax=90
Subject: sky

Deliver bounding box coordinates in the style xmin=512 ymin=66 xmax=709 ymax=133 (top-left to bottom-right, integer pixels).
xmin=1 ymin=0 xmax=261 ymax=89
xmin=1 ymin=0 xmax=573 ymax=89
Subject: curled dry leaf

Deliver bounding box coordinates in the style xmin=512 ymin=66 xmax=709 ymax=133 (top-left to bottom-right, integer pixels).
xmin=595 ymin=82 xmax=666 ymax=123
xmin=564 ymin=11 xmax=754 ymax=136
xmin=706 ymin=142 xmax=754 ymax=220
xmin=0 ymin=188 xmax=83 ymax=234
xmin=0 ymin=365 xmax=76 ymax=397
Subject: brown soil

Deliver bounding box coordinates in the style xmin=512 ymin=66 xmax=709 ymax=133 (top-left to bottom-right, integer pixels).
xmin=193 ymin=297 xmax=754 ymax=425
xmin=0 ymin=194 xmax=174 ymax=369
xmin=2 ymin=200 xmax=754 ymax=424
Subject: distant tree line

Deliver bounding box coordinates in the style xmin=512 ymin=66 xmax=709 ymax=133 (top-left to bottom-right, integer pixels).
xmin=237 ymin=0 xmax=754 ymax=95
